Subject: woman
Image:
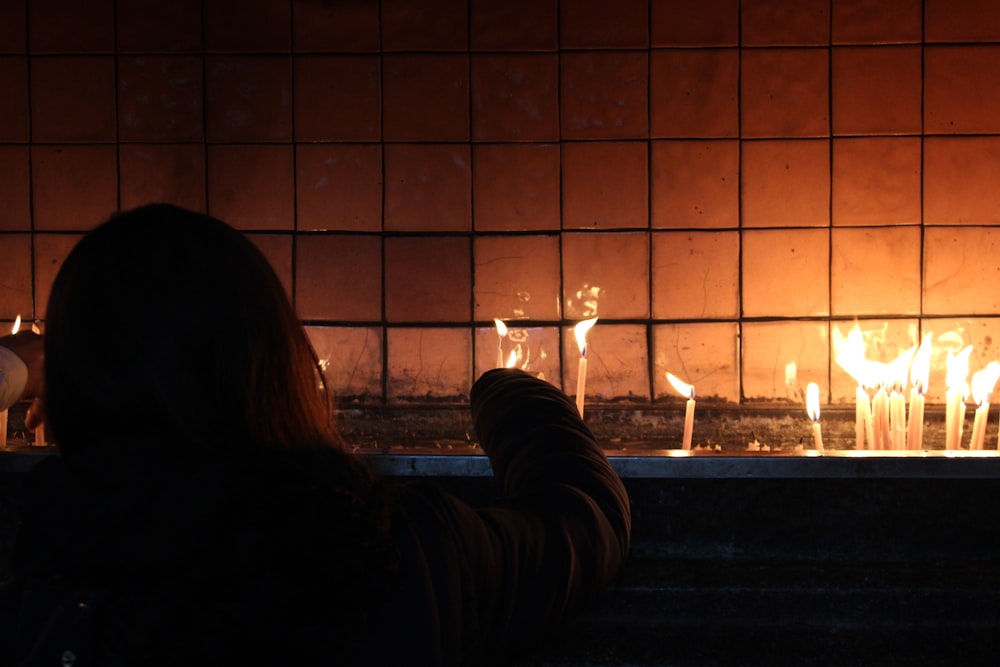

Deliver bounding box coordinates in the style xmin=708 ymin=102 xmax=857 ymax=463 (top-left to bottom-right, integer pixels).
xmin=0 ymin=204 xmax=630 ymax=666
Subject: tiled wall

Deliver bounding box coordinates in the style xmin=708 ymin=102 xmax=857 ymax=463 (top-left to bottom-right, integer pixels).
xmin=4 ymin=0 xmax=1000 ymax=409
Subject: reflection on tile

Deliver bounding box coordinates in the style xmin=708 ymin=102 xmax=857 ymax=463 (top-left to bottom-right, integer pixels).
xmin=741 ymin=139 xmax=830 ymax=228
xmin=831 ymin=227 xmax=920 ymax=317
xmin=560 ymin=52 xmax=649 ymax=140
xmin=387 ymin=327 xmax=472 ymax=402
xmin=473 ymin=144 xmax=560 ymax=231
xmin=119 ymin=144 xmax=206 ymax=213
xmin=474 ymin=325 xmax=561 ymax=388
xmin=924 ymin=227 xmax=1000 ymax=315
xmin=652 ymin=231 xmax=739 ymax=319
xmin=925 ymin=137 xmax=1000 ymax=225
xmin=829 ymin=319 xmax=919 ymax=403
xmin=652 ymin=322 xmax=739 ymax=402
xmin=563 ymin=323 xmax=649 ymax=404
xmin=207 ymin=145 xmax=294 ymax=230
xmin=306 ymin=326 xmax=383 ymax=402
xmin=474 ymin=235 xmax=561 ymax=321
xmin=651 ymin=0 xmax=738 ymax=47
xmin=650 ymin=49 xmax=738 ymax=138
xmin=651 ymin=140 xmax=739 ymax=229
xmin=742 ymin=320 xmax=828 ymax=403
xmin=295 ymin=144 xmax=382 ymax=232
xmin=832 ymin=137 xmax=920 ymax=226
xmin=0 ymin=234 xmax=32 ymax=319
xmin=562 ymin=232 xmax=649 ymax=319
xmin=31 ymin=146 xmax=117 ymax=232
xmin=920 ymin=318 xmax=1000 ymax=405
xmin=742 ymin=229 xmax=830 ymax=318
xmin=0 ymin=146 xmax=30 ymax=230
xmin=33 ymin=233 xmax=83 ymax=320
xmin=561 ymin=142 xmax=648 ymax=229
xmin=295 ymin=234 xmax=381 ymax=322
xmin=384 ymin=236 xmax=471 ymax=322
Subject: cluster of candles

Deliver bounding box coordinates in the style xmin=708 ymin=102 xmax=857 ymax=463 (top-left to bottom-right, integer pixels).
xmin=0 ymin=315 xmax=44 ymax=448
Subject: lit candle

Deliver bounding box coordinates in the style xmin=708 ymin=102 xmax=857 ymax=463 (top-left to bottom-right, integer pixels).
xmin=573 ymin=317 xmax=598 ymax=419
xmin=906 ymin=333 xmax=932 ymax=451
xmin=968 ymin=362 xmax=1000 ymax=451
xmin=0 ymin=315 xmax=21 ymax=449
xmin=887 ymin=346 xmax=916 ymax=451
xmin=806 ymin=381 xmax=824 ymax=452
xmin=833 ymin=324 xmax=874 ymax=450
xmin=494 ymin=318 xmax=508 ymax=369
xmin=870 ymin=373 xmax=889 ymax=451
xmin=945 ymin=346 xmax=973 ymax=450
xmin=666 ymin=372 xmax=695 ymax=451
xmin=856 ymin=384 xmax=873 ymax=451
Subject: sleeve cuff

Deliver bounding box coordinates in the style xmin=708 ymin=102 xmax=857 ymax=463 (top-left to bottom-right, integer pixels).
xmin=0 ymin=345 xmax=29 ymax=411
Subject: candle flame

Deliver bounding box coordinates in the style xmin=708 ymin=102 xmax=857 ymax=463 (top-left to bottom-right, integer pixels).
xmin=505 ymin=349 xmax=518 ymax=369
xmin=11 ymin=315 xmax=21 ymax=335
xmin=971 ymin=361 xmax=1000 ymax=407
xmin=666 ymin=372 xmax=695 ymax=400
xmin=886 ymin=344 xmax=916 ymax=392
xmin=909 ymin=332 xmax=933 ymax=394
xmin=945 ymin=345 xmax=974 ymax=400
xmin=573 ymin=317 xmax=598 ymax=356
xmin=833 ymin=324 xmax=877 ymax=388
xmin=806 ymin=382 xmax=820 ymax=422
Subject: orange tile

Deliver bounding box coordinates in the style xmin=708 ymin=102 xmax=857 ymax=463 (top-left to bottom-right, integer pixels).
xmin=475 ymin=325 xmax=561 ymax=386
xmin=117 ymin=0 xmax=201 ymax=52
xmin=651 ymin=140 xmax=739 ymax=229
xmin=295 ymin=234 xmax=382 ymax=322
xmin=470 ymin=0 xmax=558 ymax=51
xmin=471 ymin=53 xmax=558 ymax=141
xmin=562 ymin=323 xmax=649 ymax=404
xmin=207 ymin=145 xmax=294 ymax=231
xmin=383 ymin=54 xmax=469 ymax=142
xmin=384 ymin=144 xmax=471 ymax=232
xmin=562 ymin=231 xmax=649 ymax=319
xmin=559 ymin=0 xmax=649 ymax=48
xmin=741 ymin=139 xmax=830 ymax=228
xmin=652 ymin=322 xmax=740 ymax=403
xmin=832 ymin=46 xmax=921 ymax=136
xmin=741 ymin=0 xmax=830 ymax=46
xmin=296 ymin=144 xmax=382 ymax=232
xmin=118 ymin=56 xmax=204 ymax=142
xmin=247 ymin=233 xmax=293 ymax=302
xmin=32 ymin=233 xmax=84 ymax=320
xmin=832 ymin=0 xmax=922 ymax=44
xmin=205 ymin=56 xmax=291 ymax=142
xmin=651 ymin=0 xmax=738 ymax=47
xmin=831 ymin=227 xmax=921 ymax=317
xmin=473 ymin=234 xmax=561 ymax=321
xmin=0 ymin=234 xmax=32 ymax=319
xmin=832 ymin=137 xmax=921 ymax=227
xmin=0 ymin=1 xmax=25 ymax=52
xmin=293 ymin=0 xmax=380 ymax=52
xmin=384 ymin=236 xmax=471 ymax=322
xmin=0 ymin=57 xmax=27 ymax=140
xmin=386 ymin=327 xmax=472 ymax=402
xmin=31 ymin=146 xmax=117 ymax=231
xmin=119 ymin=144 xmax=206 ymax=213
xmin=305 ymin=326 xmax=383 ymax=402
xmin=742 ymin=320 xmax=829 ymax=403
xmin=650 ymin=49 xmax=738 ymax=138
xmin=204 ymin=0 xmax=289 ymax=52
xmin=30 ymin=57 xmax=116 ymax=142
xmin=29 ymin=0 xmax=113 ymax=52
xmin=926 ymin=46 xmax=1000 ymax=135
xmin=560 ymin=51 xmax=649 ymax=140
xmin=925 ymin=137 xmax=1000 ymax=225
xmin=926 ymin=0 xmax=1000 ymax=42
xmin=0 ymin=146 xmax=30 ymax=230
xmin=473 ymin=143 xmax=560 ymax=231
xmin=919 ymin=318 xmax=1000 ymax=405
xmin=294 ymin=55 xmax=380 ymax=142
xmin=562 ymin=142 xmax=648 ymax=229
xmin=829 ymin=319 xmax=919 ymax=403
xmin=924 ymin=227 xmax=1000 ymax=316
xmin=741 ymin=48 xmax=829 ymax=138
xmin=742 ymin=228 xmax=830 ymax=318
xmin=651 ymin=231 xmax=739 ymax=319
xmin=381 ymin=0 xmax=468 ymax=52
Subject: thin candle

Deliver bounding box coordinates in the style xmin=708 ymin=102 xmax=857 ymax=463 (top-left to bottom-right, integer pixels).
xmin=945 ymin=346 xmax=973 ymax=450
xmin=969 ymin=362 xmax=1000 ymax=450
xmin=494 ymin=319 xmax=508 ymax=369
xmin=0 ymin=315 xmax=20 ymax=449
xmin=806 ymin=382 xmax=824 ymax=452
xmin=833 ymin=324 xmax=874 ymax=450
xmin=906 ymin=333 xmax=932 ymax=451
xmin=666 ymin=372 xmax=695 ymax=451
xmin=573 ymin=317 xmax=598 ymax=419
xmin=887 ymin=345 xmax=916 ymax=451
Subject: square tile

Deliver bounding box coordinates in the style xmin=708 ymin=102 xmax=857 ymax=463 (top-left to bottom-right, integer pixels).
xmin=651 ymin=231 xmax=739 ymax=319
xmin=919 ymin=318 xmax=1000 ymax=405
xmin=382 ymin=54 xmax=469 ymax=142
xmin=31 ymin=146 xmax=117 ymax=231
xmin=118 ymin=56 xmax=204 ymax=142
xmin=652 ymin=322 xmax=739 ymax=403
xmin=0 ymin=234 xmax=32 ymax=319
xmin=29 ymin=0 xmax=113 ymax=52
xmin=381 ymin=0 xmax=468 ymax=51
xmin=386 ymin=327 xmax=472 ymax=402
xmin=562 ymin=231 xmax=649 ymax=319
xmin=742 ymin=228 xmax=830 ymax=318
xmin=204 ymin=0 xmax=289 ymax=52
xmin=650 ymin=49 xmax=738 ymax=138
xmin=384 ymin=236 xmax=471 ymax=322
xmin=306 ymin=326 xmax=383 ymax=402
xmin=117 ymin=0 xmax=202 ymax=52
xmin=832 ymin=137 xmax=921 ymax=226
xmin=741 ymin=139 xmax=830 ymax=228
xmin=742 ymin=320 xmax=829 ymax=403
xmin=294 ymin=55 xmax=380 ymax=142
xmin=829 ymin=319 xmax=920 ymax=402
xmin=924 ymin=227 xmax=1000 ymax=316
xmin=0 ymin=145 xmax=30 ymax=230
xmin=0 ymin=57 xmax=27 ymax=140
xmin=470 ymin=0 xmax=558 ymax=51
xmin=0 ymin=1 xmax=25 ymax=52
xmin=475 ymin=325 xmax=561 ymax=385
xmin=831 ymin=227 xmax=921 ymax=317
xmin=560 ymin=51 xmax=649 ymax=140
xmin=832 ymin=46 xmax=921 ymax=135
xmin=651 ymin=140 xmax=739 ymax=229
xmin=471 ymin=53 xmax=558 ymax=141
xmin=473 ymin=143 xmax=560 ymax=231
xmin=651 ymin=0 xmax=739 ymax=47
xmin=293 ymin=0 xmax=380 ymax=52
xmin=207 ymin=145 xmax=294 ymax=231
xmin=562 ymin=142 xmax=648 ymax=229
xmin=562 ymin=323 xmax=649 ymax=405
xmin=926 ymin=0 xmax=1000 ymax=42
xmin=30 ymin=57 xmax=116 ymax=142
xmin=295 ymin=234 xmax=382 ymax=322
xmin=559 ymin=0 xmax=649 ymax=48
xmin=741 ymin=48 xmax=829 ymax=138
xmin=296 ymin=144 xmax=382 ymax=232
xmin=473 ymin=234 xmax=561 ymax=321
xmin=831 ymin=0 xmax=922 ymax=44
xmin=926 ymin=46 xmax=1000 ymax=134
xmin=924 ymin=137 xmax=1000 ymax=225
xmin=205 ymin=56 xmax=291 ymax=142
xmin=33 ymin=233 xmax=84 ymax=320
xmin=119 ymin=144 xmax=206 ymax=213
xmin=384 ymin=144 xmax=471 ymax=232
xmin=247 ymin=233 xmax=293 ymax=301
xmin=741 ymin=0 xmax=830 ymax=46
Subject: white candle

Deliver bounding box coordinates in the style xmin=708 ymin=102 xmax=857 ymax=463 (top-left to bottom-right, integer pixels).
xmin=806 ymin=382 xmax=823 ymax=452
xmin=889 ymin=384 xmax=906 ymax=450
xmin=971 ymin=403 xmax=988 ymax=451
xmin=855 ymin=385 xmax=873 ymax=450
xmin=871 ymin=385 xmax=889 ymax=451
xmin=494 ymin=318 xmax=508 ymax=369
xmin=573 ymin=317 xmax=598 ymax=419
xmin=907 ymin=333 xmax=932 ymax=451
xmin=945 ymin=346 xmax=973 ymax=450
xmin=666 ymin=372 xmax=695 ymax=451
xmin=0 ymin=315 xmax=22 ymax=449
xmin=968 ymin=362 xmax=1000 ymax=451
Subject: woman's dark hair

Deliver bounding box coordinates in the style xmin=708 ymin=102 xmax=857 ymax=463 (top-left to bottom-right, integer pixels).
xmin=44 ymin=203 xmax=341 ymax=455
